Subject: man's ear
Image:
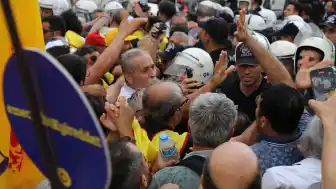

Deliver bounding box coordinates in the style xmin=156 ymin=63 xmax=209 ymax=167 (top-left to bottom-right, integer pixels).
xmin=125 ymin=74 xmax=133 ymax=85
xmin=140 ymin=174 xmax=148 ymax=188
xmin=259 ymin=116 xmax=267 ymax=129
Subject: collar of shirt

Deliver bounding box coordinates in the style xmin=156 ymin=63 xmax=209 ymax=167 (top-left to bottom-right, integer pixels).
xmin=258 ymin=131 xmax=302 ymax=146
xmin=184 ymin=150 xmax=213 ymax=159
xmin=118 ymin=84 xmax=136 ymax=100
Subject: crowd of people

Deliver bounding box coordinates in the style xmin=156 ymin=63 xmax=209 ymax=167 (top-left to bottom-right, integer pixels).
xmin=34 ymin=0 xmax=336 ymax=188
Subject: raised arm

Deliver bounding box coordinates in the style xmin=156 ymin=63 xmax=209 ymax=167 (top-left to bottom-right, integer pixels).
xmin=85 ymin=18 xmax=147 ymax=85
xmin=235 ymin=10 xmax=295 ymax=88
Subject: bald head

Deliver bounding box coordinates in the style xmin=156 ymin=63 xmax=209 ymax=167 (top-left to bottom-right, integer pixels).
xmin=145 ymin=81 xmax=182 ymax=103
xmin=203 ymin=142 xmax=259 ymax=189
xmin=142 ymin=81 xmax=184 ymax=132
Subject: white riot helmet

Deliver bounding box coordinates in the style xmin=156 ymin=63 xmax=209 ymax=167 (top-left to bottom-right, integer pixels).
xmin=75 ymin=0 xmax=98 ymax=24
xmin=238 ymin=0 xmax=252 ymax=10
xmin=164 ymin=48 xmax=214 ymax=85
xmin=100 ymin=0 xmax=113 ymax=9
xmin=220 ymin=6 xmax=234 ymax=18
xmin=294 ymin=37 xmax=336 ymax=67
xmin=271 ymin=40 xmax=297 ymax=59
xmin=258 ymin=8 xmax=276 ymax=28
xmin=88 ymin=0 xmax=102 ymax=7
xmin=270 ymin=40 xmax=297 ymax=75
xmin=75 ymin=0 xmax=98 ymax=13
xmin=104 ymin=1 xmax=123 ymax=14
xmin=39 ymin=0 xmax=70 ymax=16
xmin=245 ymin=14 xmax=267 ymax=31
xmin=148 ymin=3 xmax=158 ymax=16
xmin=251 ymin=30 xmax=270 ymax=49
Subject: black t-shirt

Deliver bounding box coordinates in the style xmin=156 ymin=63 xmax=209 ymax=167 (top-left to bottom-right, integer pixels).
xmin=218 ymin=72 xmax=270 ymax=121
xmin=209 ymin=48 xmax=235 ymax=67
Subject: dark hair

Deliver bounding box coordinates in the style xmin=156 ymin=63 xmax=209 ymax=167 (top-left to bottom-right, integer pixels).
xmin=75 ymin=45 xmax=98 ymax=57
xmin=47 ymin=46 xmax=70 ymax=58
xmin=84 ymin=92 xmax=109 ymax=135
xmin=109 ymin=138 xmax=144 ymax=189
xmin=145 ymin=16 xmax=162 ymax=32
xmin=84 ymin=92 xmax=105 ymax=119
xmin=42 ymin=16 xmax=67 ymax=36
xmin=301 ymin=3 xmax=312 ymax=17
xmin=158 ymin=0 xmax=177 ymax=19
xmin=259 ymin=84 xmax=304 ymax=135
xmin=60 ymin=9 xmax=83 ymax=35
xmin=287 ymin=1 xmax=303 ymax=15
xmin=300 ymin=46 xmax=324 ymax=61
xmin=57 ymin=54 xmax=86 ymax=85
xmin=248 ymin=173 xmax=261 ymax=189
xmin=230 ymin=112 xmax=252 ymax=138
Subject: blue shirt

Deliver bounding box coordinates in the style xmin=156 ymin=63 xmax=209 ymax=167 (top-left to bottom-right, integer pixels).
xmin=251 ymin=134 xmax=303 ymax=176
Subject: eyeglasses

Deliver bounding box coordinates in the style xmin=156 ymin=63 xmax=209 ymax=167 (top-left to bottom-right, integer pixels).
xmin=176 ymin=98 xmax=189 ymax=112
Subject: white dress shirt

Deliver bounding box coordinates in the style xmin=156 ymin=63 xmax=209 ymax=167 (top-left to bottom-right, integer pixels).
xmin=262 ymin=158 xmax=321 ymax=189
xmin=118 ymin=84 xmax=136 ymax=100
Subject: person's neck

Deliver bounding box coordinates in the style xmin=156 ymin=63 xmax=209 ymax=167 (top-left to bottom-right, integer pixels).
xmin=124 ymin=81 xmax=136 ymax=90
xmin=192 ymin=145 xmax=213 ymax=152
xmin=205 ymin=43 xmax=224 ymax=53
xmin=262 ymin=129 xmax=298 ymax=142
xmin=240 ymin=75 xmax=263 ymax=96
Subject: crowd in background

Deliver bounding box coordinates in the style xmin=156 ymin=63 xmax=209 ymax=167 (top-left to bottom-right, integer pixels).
xmin=34 ymin=0 xmax=336 ymax=188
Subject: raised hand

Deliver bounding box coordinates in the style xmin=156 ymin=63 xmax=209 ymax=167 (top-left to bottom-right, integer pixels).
xmin=211 ymin=51 xmax=235 ymax=86
xmin=295 ymin=60 xmax=333 ymax=89
xmin=234 ymin=9 xmax=248 ymax=43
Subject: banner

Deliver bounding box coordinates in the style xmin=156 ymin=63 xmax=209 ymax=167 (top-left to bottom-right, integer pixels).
xmin=0 ymin=0 xmax=46 ymax=188
xmin=3 ymin=49 xmax=111 ymax=189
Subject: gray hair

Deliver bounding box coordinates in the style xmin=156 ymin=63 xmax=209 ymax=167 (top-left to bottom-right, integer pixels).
xmin=298 ymin=116 xmax=323 ymax=159
xmin=120 ymin=48 xmax=150 ymax=74
xmin=172 ymin=31 xmax=189 ymax=45
xmin=189 ymin=93 xmax=237 ymax=148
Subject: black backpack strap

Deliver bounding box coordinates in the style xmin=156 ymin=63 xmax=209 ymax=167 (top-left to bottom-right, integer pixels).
xmin=172 ymin=155 xmax=206 ymax=176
